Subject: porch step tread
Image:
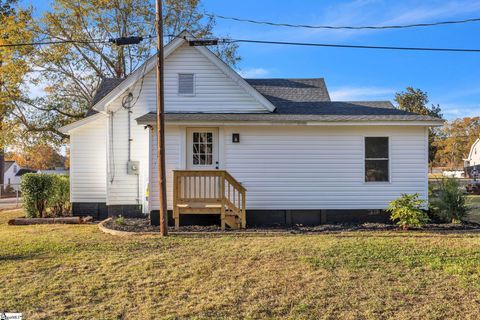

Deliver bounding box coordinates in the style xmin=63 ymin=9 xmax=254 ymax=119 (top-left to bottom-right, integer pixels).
xmin=177 ymin=203 xmax=222 ymax=209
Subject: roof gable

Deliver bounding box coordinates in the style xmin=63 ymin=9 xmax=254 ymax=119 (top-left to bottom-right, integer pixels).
xmin=467 ymin=138 xmax=480 ymax=160
xmin=4 ymin=161 xmax=15 ymax=173
xmin=92 ymin=32 xmax=276 ymax=113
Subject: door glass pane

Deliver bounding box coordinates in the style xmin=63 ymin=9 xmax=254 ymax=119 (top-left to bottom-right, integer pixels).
xmin=192 ymin=131 xmax=213 ymax=166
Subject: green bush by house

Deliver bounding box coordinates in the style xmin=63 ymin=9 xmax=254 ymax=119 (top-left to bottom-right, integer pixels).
xmin=21 ymin=174 xmax=70 ymax=218
xmin=430 ymin=178 xmax=469 ymax=223
xmin=388 ymin=193 xmax=429 ymax=229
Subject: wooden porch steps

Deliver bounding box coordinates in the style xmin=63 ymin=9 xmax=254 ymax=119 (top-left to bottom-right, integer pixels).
xmin=173 ymin=170 xmax=247 ymax=230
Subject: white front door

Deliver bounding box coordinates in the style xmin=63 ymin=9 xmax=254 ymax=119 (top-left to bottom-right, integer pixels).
xmin=186 ymin=128 xmax=219 ymax=170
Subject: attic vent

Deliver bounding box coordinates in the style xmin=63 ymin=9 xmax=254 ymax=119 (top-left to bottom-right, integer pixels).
xmin=178 ymin=73 xmax=195 ymax=95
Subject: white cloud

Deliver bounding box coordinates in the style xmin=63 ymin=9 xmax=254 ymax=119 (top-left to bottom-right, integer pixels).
xmin=329 ymin=86 xmax=395 ymax=101
xmin=237 ymin=67 xmax=271 ymax=78
xmin=439 ymin=104 xmax=480 ymax=119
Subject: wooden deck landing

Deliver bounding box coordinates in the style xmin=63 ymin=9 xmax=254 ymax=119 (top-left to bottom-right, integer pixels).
xmin=173 ymin=170 xmax=246 ymax=230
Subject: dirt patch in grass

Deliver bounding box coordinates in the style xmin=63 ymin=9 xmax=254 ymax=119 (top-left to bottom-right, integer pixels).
xmin=104 ymin=217 xmax=480 ymax=234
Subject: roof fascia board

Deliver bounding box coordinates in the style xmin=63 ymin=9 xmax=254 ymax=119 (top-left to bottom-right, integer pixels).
xmin=92 ymin=36 xmax=186 ymax=113
xmin=59 ymin=113 xmax=106 ymax=134
xmin=137 ymin=119 xmax=444 ymax=127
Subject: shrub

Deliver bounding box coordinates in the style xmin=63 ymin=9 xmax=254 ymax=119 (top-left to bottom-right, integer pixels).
xmin=21 ymin=173 xmax=55 ymax=218
xmin=430 ymin=178 xmax=468 ymax=223
xmin=114 ymin=215 xmax=125 ymax=225
xmin=388 ymin=193 xmax=429 ymax=229
xmin=49 ymin=175 xmax=71 ymax=217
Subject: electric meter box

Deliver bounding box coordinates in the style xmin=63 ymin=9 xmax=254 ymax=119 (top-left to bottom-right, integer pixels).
xmin=127 ymin=161 xmax=140 ymax=175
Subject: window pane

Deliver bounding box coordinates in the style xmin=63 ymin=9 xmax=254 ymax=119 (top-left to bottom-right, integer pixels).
xmin=365 ymin=137 xmax=388 ymax=158
xmin=365 ymin=160 xmax=389 ymax=182
xmin=193 ymin=154 xmax=199 ymax=165
xmin=206 ymin=155 xmax=212 ymax=165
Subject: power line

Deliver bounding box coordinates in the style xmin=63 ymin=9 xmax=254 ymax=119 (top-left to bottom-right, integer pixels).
xmin=0 ymin=39 xmax=108 ymax=47
xmin=0 ymin=35 xmax=156 ymax=48
xmin=207 ymin=13 xmax=480 ymax=30
xmin=220 ymin=38 xmax=480 ymax=53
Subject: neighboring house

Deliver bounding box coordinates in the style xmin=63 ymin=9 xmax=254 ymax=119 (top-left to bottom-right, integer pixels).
xmin=3 ymin=161 xmax=36 ymax=191
xmin=60 ymin=32 xmax=443 ymax=226
xmin=37 ymin=167 xmax=70 ymax=175
xmin=3 ymin=161 xmax=19 ymax=190
xmin=465 ymin=138 xmax=480 ymax=178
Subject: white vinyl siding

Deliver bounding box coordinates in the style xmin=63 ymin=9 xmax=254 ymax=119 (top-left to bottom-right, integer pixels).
xmin=149 ymin=126 xmax=182 ymax=210
xmin=149 ymin=125 xmax=429 ymax=211
xmin=104 ymin=42 xmax=268 ymax=210
xmin=69 ymin=116 xmax=107 ymax=202
xmin=121 ymin=43 xmax=268 ymax=113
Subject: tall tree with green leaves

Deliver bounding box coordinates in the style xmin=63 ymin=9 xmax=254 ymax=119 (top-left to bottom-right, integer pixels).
xmin=18 ymin=0 xmax=239 ymax=144
xmin=0 ymin=0 xmax=34 ymax=186
xmin=395 ymin=87 xmax=443 ymax=167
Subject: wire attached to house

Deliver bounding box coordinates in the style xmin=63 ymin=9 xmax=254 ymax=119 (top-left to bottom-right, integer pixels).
xmin=223 ymin=38 xmax=480 ymax=53
xmin=206 ymin=13 xmax=480 ymax=30
xmin=169 ymin=34 xmax=480 ymax=53
xmin=0 ymin=35 xmax=157 ymax=48
xmin=108 ymin=111 xmax=116 ymax=184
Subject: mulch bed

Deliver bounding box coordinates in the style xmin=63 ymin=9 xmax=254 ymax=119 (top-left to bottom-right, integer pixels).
xmin=104 ymin=217 xmax=480 ymax=234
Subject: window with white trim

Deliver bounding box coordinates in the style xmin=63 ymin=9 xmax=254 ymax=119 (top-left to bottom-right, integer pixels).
xmin=365 ymin=137 xmax=389 ymax=182
xmin=178 ymin=73 xmax=195 ymax=95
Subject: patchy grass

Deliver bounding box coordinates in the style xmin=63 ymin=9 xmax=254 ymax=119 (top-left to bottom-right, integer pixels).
xmin=2 ymin=210 xmax=480 ymax=319
xmin=466 ymin=195 xmax=480 ymax=223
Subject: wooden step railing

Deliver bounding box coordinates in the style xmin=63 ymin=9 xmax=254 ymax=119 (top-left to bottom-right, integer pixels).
xmin=173 ymin=170 xmax=246 ymax=229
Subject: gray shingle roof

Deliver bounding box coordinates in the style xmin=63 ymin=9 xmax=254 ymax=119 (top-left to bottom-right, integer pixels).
xmin=245 ymin=78 xmax=331 ymax=104
xmin=87 ymin=77 xmax=442 ymax=123
xmin=86 ymin=78 xmax=124 ymax=116
xmin=136 ymin=105 xmax=443 ymax=123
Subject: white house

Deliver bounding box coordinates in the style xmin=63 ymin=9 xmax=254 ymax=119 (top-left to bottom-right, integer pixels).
xmin=465 ymin=138 xmax=480 ymax=177
xmin=3 ymin=161 xmax=36 ymax=191
xmin=60 ymin=32 xmax=443 ymax=227
xmin=3 ymin=161 xmax=20 ymax=191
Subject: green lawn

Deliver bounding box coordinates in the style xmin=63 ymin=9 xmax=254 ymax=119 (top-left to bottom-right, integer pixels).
xmin=2 ymin=210 xmax=480 ymax=319
xmin=466 ymin=195 xmax=480 ymax=223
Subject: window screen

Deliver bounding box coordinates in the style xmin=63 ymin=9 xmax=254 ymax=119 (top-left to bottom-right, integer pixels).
xmin=178 ymin=73 xmax=194 ymax=95
xmin=365 ymin=137 xmax=389 ymax=182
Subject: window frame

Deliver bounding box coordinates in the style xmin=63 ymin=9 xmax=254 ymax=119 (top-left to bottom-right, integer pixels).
xmin=363 ymin=136 xmax=391 ymax=183
xmin=177 ymin=73 xmax=195 ymax=96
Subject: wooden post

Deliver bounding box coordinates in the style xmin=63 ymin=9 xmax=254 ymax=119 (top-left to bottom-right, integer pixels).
xmin=155 ymin=0 xmax=168 ymax=236
xmin=220 ymin=172 xmax=226 ymax=230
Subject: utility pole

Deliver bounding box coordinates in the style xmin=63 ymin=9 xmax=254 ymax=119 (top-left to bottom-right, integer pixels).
xmin=155 ymin=0 xmax=168 ymax=236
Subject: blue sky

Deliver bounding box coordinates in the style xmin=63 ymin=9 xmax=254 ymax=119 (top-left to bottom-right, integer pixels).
xmin=29 ymin=0 xmax=480 ymax=119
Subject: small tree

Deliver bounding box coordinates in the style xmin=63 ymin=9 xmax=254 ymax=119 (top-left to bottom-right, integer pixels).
xmin=21 ymin=173 xmax=55 ymax=218
xmin=431 ymin=178 xmax=468 ymax=223
xmin=388 ymin=193 xmax=429 ymax=229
